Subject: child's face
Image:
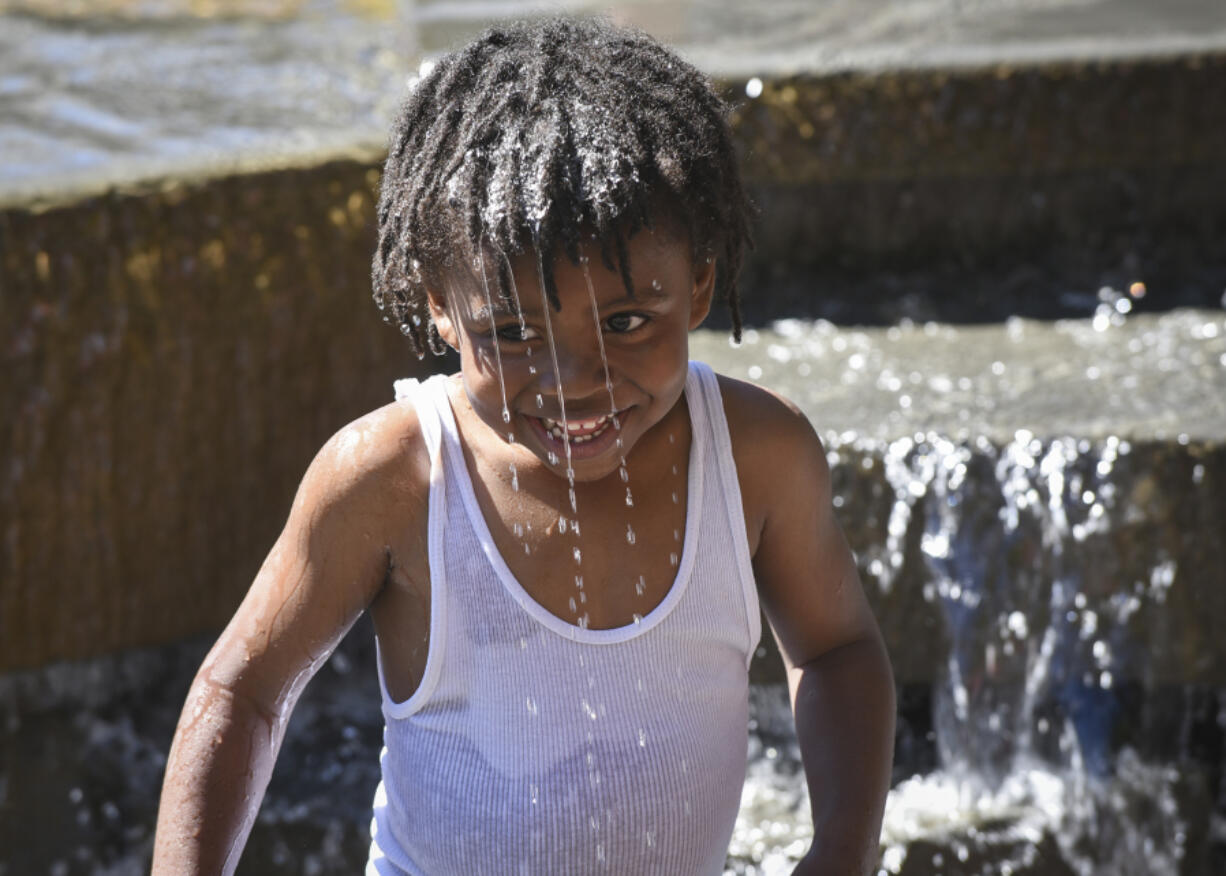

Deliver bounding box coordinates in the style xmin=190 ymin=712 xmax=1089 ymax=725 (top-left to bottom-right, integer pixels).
xmin=427 ymin=225 xmax=715 ymax=482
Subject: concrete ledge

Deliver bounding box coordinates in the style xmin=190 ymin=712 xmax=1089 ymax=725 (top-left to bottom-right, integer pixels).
xmin=0 ymin=160 xmax=431 ymax=672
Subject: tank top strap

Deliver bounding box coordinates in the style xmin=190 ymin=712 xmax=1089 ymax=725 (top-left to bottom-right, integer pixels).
xmin=687 ymin=360 xmax=761 ymax=667
xmin=394 ymin=374 xmax=450 ymax=464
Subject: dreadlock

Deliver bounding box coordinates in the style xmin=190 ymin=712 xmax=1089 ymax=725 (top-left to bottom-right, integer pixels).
xmin=372 ymin=16 xmax=754 ymax=358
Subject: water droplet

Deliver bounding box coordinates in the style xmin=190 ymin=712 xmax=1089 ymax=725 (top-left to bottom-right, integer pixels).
xmin=582 ymin=699 xmax=597 ymax=720
xmin=671 ymin=464 xmax=678 ymax=475
xmin=569 ymin=487 xmax=578 ymax=513
xmin=510 ymin=463 xmax=519 ymax=491
xmin=502 ymin=407 xmax=511 ymax=423
xmin=525 ymin=697 xmax=538 ymax=715
xmin=745 ymin=76 xmax=763 ymax=98
xmin=577 ymin=614 xmax=590 ymax=629
xmin=673 ymin=529 xmax=681 ymax=542
xmin=668 ymin=433 xmax=675 ymax=444
xmin=519 ymin=637 xmax=528 ymax=650
xmin=569 ymin=596 xmax=577 ymax=612
xmin=626 ymin=525 xmax=636 ymax=545
xmin=513 ymin=522 xmax=524 ymax=538
xmin=638 ymin=727 xmax=647 ymax=746
xmin=619 ymin=466 xmax=629 ymax=483
xmin=669 ymin=552 xmax=678 ymax=566
xmin=635 ymin=575 xmax=645 ymax=596
xmin=559 ymin=516 xmax=568 ymax=534
xmin=575 ymin=575 xmax=584 ymax=589
xmin=625 ymin=488 xmax=634 ymax=507
xmin=573 ymin=547 xmax=582 ymax=564
xmin=651 ymin=278 xmax=662 ymax=290
xmin=536 ymin=393 xmax=544 ymax=408
xmin=632 ymin=613 xmax=642 ymax=625
xmin=530 ymin=783 xmax=538 ymax=804
xmin=547 ymin=451 xmax=559 ymax=465
xmin=671 ymin=491 xmax=679 ymax=504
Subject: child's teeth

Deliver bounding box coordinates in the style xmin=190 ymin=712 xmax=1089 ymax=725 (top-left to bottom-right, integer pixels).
xmin=541 ymin=414 xmax=613 ymax=442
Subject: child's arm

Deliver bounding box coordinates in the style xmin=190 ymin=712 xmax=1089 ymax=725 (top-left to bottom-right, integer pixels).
xmin=724 ymin=377 xmax=896 ymax=876
xmin=151 ymin=406 xmax=425 ymax=875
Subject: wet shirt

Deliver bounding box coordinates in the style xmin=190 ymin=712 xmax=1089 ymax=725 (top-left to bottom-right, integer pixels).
xmin=367 ymin=361 xmax=761 ymax=876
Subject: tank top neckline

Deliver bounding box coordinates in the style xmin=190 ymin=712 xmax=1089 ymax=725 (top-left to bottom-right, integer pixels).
xmin=428 ymin=364 xmax=706 ymax=645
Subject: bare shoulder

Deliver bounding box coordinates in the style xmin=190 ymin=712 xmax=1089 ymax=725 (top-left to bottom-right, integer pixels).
xmin=715 ymin=373 xmax=829 ymax=478
xmin=295 ymin=397 xmax=431 ymax=531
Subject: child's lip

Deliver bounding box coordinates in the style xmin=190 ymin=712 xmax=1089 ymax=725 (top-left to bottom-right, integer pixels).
xmin=523 ymin=409 xmax=626 ymax=460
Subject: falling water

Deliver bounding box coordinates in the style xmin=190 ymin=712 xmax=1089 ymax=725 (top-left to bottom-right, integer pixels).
xmin=696 ymin=308 xmax=1226 ymax=875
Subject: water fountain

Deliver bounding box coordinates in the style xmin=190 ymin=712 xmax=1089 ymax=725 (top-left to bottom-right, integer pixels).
xmin=3 ymin=1 xmax=1226 ymax=874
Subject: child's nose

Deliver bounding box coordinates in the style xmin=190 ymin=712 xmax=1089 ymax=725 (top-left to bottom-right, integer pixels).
xmin=541 ymin=337 xmax=608 ymax=402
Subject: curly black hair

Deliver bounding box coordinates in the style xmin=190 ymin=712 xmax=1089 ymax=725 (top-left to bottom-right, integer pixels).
xmin=372 ymin=16 xmax=753 ymax=358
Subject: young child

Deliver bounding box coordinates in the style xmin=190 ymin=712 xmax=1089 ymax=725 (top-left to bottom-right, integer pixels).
xmin=152 ymin=17 xmax=895 ymax=876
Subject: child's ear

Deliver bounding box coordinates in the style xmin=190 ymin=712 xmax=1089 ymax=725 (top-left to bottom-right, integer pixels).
xmin=688 ymin=255 xmax=717 ymax=330
xmin=425 ymin=286 xmax=460 ymax=351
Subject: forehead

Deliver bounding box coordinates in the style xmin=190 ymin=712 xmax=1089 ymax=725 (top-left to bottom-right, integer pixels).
xmin=443 ymin=223 xmax=693 ymax=317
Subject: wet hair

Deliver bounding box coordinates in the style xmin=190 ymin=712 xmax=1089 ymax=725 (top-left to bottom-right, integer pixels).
xmin=371 ymin=15 xmax=754 ymax=358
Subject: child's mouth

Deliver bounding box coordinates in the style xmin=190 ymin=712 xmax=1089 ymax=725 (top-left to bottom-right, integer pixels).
xmin=538 ymin=413 xmax=617 ymax=444
xmin=522 ymin=409 xmax=629 ymax=465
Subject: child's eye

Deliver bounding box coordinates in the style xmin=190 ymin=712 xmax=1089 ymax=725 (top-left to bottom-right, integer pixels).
xmin=496 ymin=324 xmax=541 ymax=342
xmin=603 ymin=313 xmax=648 ymax=334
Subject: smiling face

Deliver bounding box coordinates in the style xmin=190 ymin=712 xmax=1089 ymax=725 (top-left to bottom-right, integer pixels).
xmin=426 ymin=224 xmax=715 ymax=483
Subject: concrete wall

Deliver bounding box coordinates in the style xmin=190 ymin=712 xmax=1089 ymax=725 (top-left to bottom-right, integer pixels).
xmin=1 ymin=160 xmax=432 ymax=671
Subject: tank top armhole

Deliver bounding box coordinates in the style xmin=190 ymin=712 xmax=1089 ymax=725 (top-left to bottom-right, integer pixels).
xmin=689 ymin=361 xmax=762 ymax=668
xmin=379 ymin=376 xmax=449 ymax=719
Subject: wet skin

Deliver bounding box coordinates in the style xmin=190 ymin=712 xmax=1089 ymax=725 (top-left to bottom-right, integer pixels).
xmin=426 ymin=225 xmax=716 ymax=485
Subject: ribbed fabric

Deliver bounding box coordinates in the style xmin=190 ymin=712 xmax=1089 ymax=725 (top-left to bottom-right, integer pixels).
xmin=368 ymin=361 xmax=761 ymax=876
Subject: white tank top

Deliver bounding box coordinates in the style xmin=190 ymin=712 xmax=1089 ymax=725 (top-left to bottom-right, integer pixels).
xmin=368 ymin=361 xmax=761 ymax=875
